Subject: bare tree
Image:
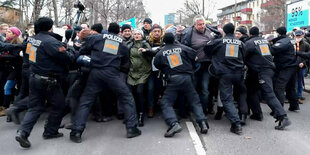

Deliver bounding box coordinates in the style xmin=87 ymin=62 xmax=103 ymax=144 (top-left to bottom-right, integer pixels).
xmin=84 ymin=0 xmax=148 ymax=28
xmin=52 ymin=0 xmax=58 ymax=26
xmin=260 ymin=0 xmax=287 ymax=33
xmin=177 ymin=0 xmax=216 ymax=26
xmin=31 ymin=0 xmax=45 ymax=23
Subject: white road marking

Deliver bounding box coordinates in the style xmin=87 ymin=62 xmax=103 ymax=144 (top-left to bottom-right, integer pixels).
xmin=186 ymin=122 xmax=206 ymax=155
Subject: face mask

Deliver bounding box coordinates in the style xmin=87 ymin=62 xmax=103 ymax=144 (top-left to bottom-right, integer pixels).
xmin=295 ymin=38 xmax=302 ymax=42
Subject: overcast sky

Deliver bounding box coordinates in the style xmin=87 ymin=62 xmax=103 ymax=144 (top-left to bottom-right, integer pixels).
xmin=143 ymin=0 xmax=244 ymax=25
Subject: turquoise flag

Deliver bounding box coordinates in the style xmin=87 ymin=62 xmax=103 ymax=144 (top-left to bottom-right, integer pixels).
xmin=119 ymin=17 xmax=136 ymax=29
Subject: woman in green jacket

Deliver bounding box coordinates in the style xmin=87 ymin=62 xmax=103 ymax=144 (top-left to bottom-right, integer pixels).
xmin=127 ymin=29 xmax=152 ymax=127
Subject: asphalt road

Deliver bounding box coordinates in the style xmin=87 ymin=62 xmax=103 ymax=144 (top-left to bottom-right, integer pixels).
xmin=1 ymin=81 xmax=310 ymax=155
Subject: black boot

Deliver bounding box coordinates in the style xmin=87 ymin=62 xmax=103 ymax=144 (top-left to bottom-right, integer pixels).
xmin=275 ymin=115 xmax=291 ymax=130
xmin=214 ymin=107 xmax=224 ymax=120
xmin=138 ymin=113 xmax=144 ymax=127
xmin=230 ymin=123 xmax=242 ymax=135
xmin=15 ymin=130 xmax=31 ymax=148
xmin=6 ymin=107 xmax=20 ymax=124
xmin=43 ymin=131 xmax=64 ymax=139
xmin=165 ymin=122 xmax=182 ymax=137
xmin=126 ymin=126 xmax=142 ymax=138
xmin=70 ymin=130 xmax=82 ymax=143
xmin=198 ymin=121 xmax=209 ymax=134
xmin=250 ymin=113 xmax=263 ymax=121
xmin=240 ymin=114 xmax=247 ymax=126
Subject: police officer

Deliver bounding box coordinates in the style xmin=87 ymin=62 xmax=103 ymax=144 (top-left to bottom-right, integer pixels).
xmin=70 ymin=23 xmax=141 ymax=143
xmin=271 ymin=27 xmax=299 ymax=111
xmin=204 ymin=23 xmax=247 ymax=135
xmin=15 ymin=17 xmax=78 ymax=148
xmin=245 ymin=27 xmax=291 ymax=129
xmin=154 ymin=33 xmax=208 ymax=137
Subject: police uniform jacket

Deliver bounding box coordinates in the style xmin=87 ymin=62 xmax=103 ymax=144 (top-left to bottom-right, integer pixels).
xmin=271 ymin=35 xmax=298 ymax=70
xmin=245 ymin=36 xmax=275 ymax=72
xmin=29 ymin=31 xmax=77 ymax=77
xmin=153 ymin=43 xmax=196 ymax=76
xmin=204 ymin=34 xmax=245 ymax=75
xmin=79 ymin=33 xmax=130 ymax=74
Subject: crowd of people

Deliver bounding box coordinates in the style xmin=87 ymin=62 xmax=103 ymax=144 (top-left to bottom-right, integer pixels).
xmin=0 ymin=14 xmax=309 ymax=149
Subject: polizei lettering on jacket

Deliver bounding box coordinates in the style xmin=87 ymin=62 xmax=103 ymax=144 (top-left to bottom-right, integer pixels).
xmin=254 ymin=39 xmax=269 ymax=45
xmin=223 ymin=39 xmax=241 ymax=45
xmin=103 ymin=34 xmax=123 ymax=43
xmin=162 ymin=48 xmax=182 ymax=56
xmin=27 ymin=37 xmax=42 ymax=46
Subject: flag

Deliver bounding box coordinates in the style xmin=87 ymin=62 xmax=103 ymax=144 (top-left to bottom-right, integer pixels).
xmin=119 ymin=17 xmax=136 ymax=29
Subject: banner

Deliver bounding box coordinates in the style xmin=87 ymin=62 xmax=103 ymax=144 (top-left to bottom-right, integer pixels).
xmin=119 ymin=17 xmax=136 ymax=29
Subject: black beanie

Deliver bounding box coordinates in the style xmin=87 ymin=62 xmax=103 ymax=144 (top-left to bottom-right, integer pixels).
xmin=223 ymin=23 xmax=235 ymax=35
xmin=91 ymin=23 xmax=103 ymax=34
xmin=121 ymin=24 xmax=131 ymax=32
xmin=108 ymin=22 xmax=120 ymax=34
xmin=65 ymin=29 xmax=77 ymax=41
xmin=163 ymin=33 xmax=175 ymax=44
xmin=37 ymin=17 xmax=53 ymax=32
xmin=249 ymin=26 xmax=259 ymax=36
xmin=276 ymin=26 xmax=287 ymax=35
xmin=236 ymin=27 xmax=247 ymax=35
xmin=143 ymin=18 xmax=152 ymax=24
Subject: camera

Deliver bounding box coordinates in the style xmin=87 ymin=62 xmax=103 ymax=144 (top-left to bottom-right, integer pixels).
xmin=74 ymin=1 xmax=85 ymax=11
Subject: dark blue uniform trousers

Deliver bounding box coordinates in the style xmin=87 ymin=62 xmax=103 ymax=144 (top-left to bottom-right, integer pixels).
xmin=274 ymin=67 xmax=299 ymax=109
xmin=247 ymin=68 xmax=287 ymax=118
xmin=219 ymin=73 xmax=247 ymax=124
xmin=160 ymin=74 xmax=206 ymax=126
xmin=73 ymin=68 xmax=137 ymax=132
xmin=19 ymin=75 xmax=66 ymax=135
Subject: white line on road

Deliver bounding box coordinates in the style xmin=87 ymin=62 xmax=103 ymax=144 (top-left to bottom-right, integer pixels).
xmin=186 ymin=122 xmax=206 ymax=155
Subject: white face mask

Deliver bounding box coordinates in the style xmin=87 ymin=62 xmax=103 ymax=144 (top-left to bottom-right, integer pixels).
xmin=295 ymin=38 xmax=302 ymax=42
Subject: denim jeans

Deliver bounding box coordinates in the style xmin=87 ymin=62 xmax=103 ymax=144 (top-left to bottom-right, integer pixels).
xmin=297 ymin=68 xmax=306 ymax=98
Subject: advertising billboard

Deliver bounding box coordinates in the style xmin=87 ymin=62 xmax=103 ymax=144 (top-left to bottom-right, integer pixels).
xmin=287 ymin=0 xmax=310 ymax=31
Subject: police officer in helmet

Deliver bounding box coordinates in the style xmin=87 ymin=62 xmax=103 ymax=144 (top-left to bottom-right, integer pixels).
xmin=154 ymin=33 xmax=209 ymax=137
xmin=15 ymin=17 xmax=79 ymax=148
xmin=70 ymin=23 xmax=141 ymax=143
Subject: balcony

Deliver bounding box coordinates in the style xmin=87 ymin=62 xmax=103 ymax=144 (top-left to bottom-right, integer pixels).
xmin=261 ymin=0 xmax=282 ymax=9
xmin=240 ymin=20 xmax=252 ymax=25
xmin=233 ymin=16 xmax=242 ymax=21
xmin=241 ymin=8 xmax=252 ymax=14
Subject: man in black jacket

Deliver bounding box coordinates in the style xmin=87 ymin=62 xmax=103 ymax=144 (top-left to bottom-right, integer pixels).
xmin=245 ymin=27 xmax=291 ymax=130
xmin=154 ymin=33 xmax=208 ymax=137
xmin=271 ymin=27 xmax=299 ymax=112
xmin=181 ymin=15 xmax=221 ymax=115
